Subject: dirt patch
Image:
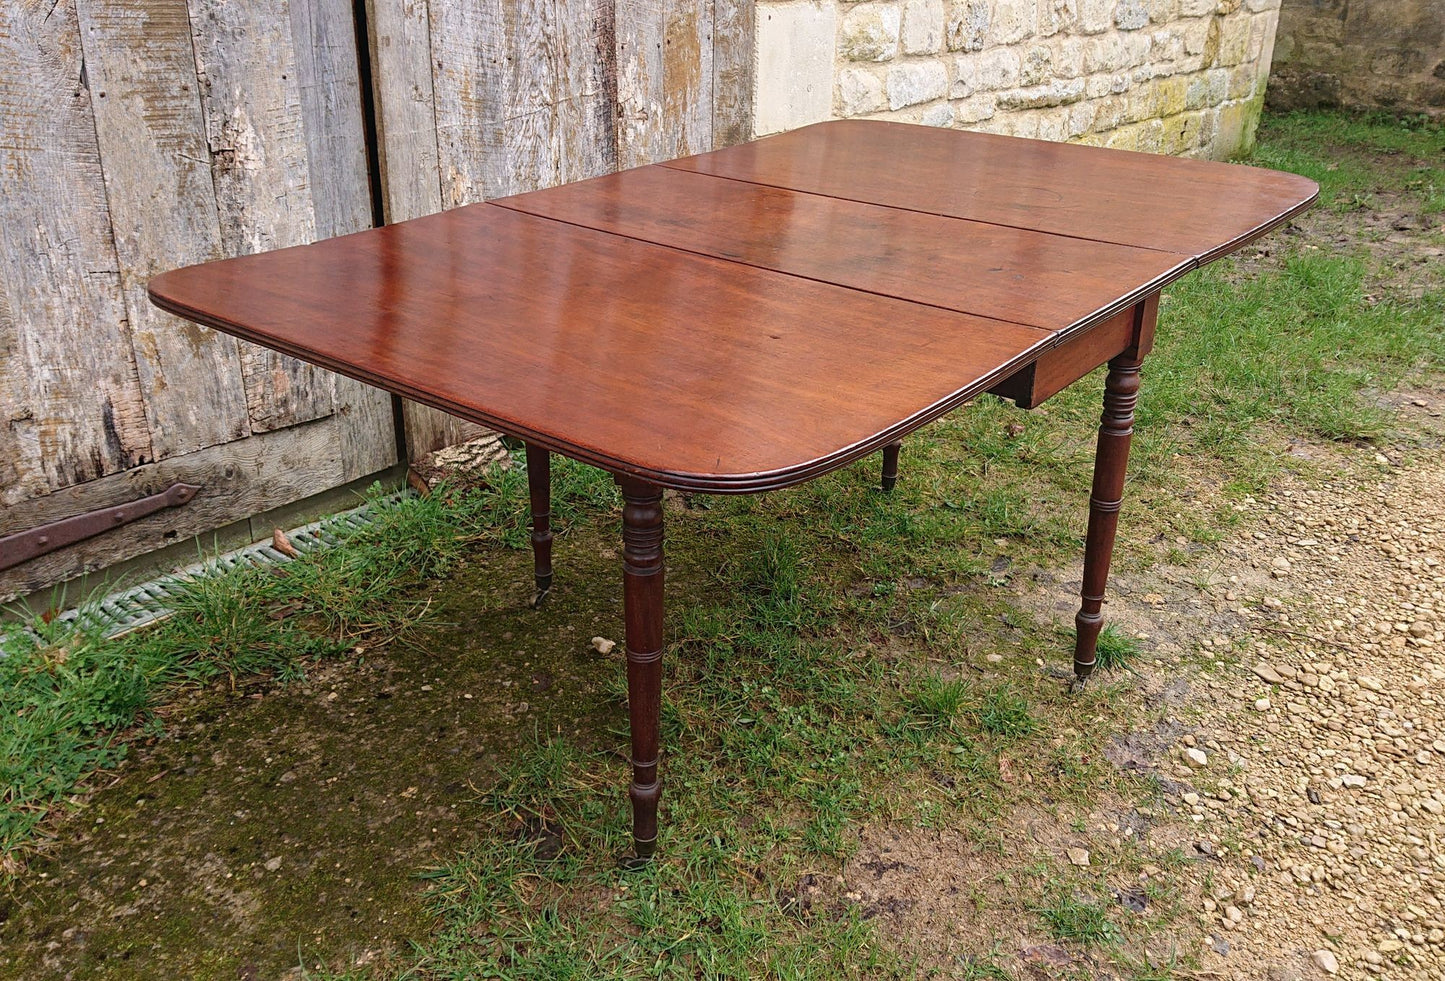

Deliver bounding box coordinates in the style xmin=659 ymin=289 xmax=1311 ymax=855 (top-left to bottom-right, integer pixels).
xmin=842 ymin=821 xmax=1073 ymax=977
xmin=850 ymin=448 xmax=1445 ymax=977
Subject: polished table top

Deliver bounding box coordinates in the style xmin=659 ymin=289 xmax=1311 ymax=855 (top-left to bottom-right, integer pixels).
xmin=149 ymin=120 xmax=1318 ymax=492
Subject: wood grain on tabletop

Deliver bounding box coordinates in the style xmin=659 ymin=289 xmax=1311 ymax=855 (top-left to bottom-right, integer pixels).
xmin=666 ymin=119 xmax=1320 ymax=262
xmin=149 ymin=120 xmax=1319 ymax=491
xmin=150 ymin=205 xmax=1050 ymax=491
xmin=495 ymin=164 xmax=1192 ymax=334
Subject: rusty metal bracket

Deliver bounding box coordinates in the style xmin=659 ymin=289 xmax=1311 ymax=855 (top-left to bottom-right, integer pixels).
xmin=0 ymin=483 xmax=201 ymax=572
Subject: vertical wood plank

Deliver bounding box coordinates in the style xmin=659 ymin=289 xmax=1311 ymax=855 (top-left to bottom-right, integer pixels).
xmin=364 ymin=0 xmax=443 ymax=223
xmin=509 ymin=0 xmax=559 ymax=194
xmin=615 ymin=0 xmax=667 ymax=169
xmin=662 ymin=0 xmax=713 ymax=157
xmin=0 ymin=0 xmax=153 ymax=508
xmin=554 ymin=0 xmax=618 ymax=182
xmin=291 ymin=0 xmax=399 ymax=476
xmin=75 ymin=0 xmax=253 ymax=461
xmin=429 ymin=0 xmax=510 ymax=205
xmin=616 ymin=0 xmax=714 ymax=167
xmin=712 ymin=0 xmax=754 ymax=147
xmin=290 ymin=0 xmax=372 ymax=239
xmin=507 ymin=0 xmax=616 ymax=191
xmin=189 ymin=0 xmax=335 ymax=433
xmin=392 ymin=0 xmax=501 ymax=455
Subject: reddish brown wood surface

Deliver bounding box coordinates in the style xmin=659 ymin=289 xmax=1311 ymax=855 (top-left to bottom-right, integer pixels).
xmin=495 ymin=165 xmax=1190 ymax=335
xmin=525 ymin=443 xmax=553 ymax=604
xmin=666 ymin=120 xmax=1319 ymax=263
xmin=618 ymin=476 xmax=665 ymax=860
xmin=1075 ymin=351 xmax=1145 ymax=679
xmin=151 ymin=205 xmax=1050 ymax=492
xmin=151 ymin=120 xmax=1317 ymax=493
xmin=989 ymin=303 xmax=1139 ymax=409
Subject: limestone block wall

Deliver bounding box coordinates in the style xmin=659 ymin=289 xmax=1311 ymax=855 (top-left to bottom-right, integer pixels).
xmin=755 ymin=0 xmax=1283 ymax=159
xmin=1269 ymin=0 xmax=1445 ymax=115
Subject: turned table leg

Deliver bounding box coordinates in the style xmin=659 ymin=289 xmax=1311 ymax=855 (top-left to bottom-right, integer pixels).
xmin=617 ymin=476 xmax=665 ymax=864
xmin=880 ymin=440 xmax=901 ymax=493
xmin=525 ymin=443 xmax=553 ymax=606
xmin=1074 ymin=353 xmax=1143 ymax=681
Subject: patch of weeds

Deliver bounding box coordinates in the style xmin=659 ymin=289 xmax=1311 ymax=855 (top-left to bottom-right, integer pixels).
xmin=411 ymin=748 xmax=895 ymax=979
xmin=1093 ymin=626 xmax=1142 ymax=673
xmin=1152 ymin=254 xmax=1445 ymax=446
xmin=1118 ymin=953 xmax=1189 ymax=981
xmin=1033 ymin=891 xmax=1122 ymax=946
xmin=1 ymin=457 xmax=625 ymax=866
xmin=956 ymin=950 xmax=1017 ymax=980
xmin=1252 ymin=111 xmax=1445 ymax=211
xmin=905 ymin=675 xmax=969 ymax=730
xmin=1047 ymin=736 xmax=1117 ymax=804
xmin=975 ymin=686 xmax=1038 ymax=739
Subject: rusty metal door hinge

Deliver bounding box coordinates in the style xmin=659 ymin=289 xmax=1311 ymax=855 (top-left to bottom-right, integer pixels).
xmin=0 ymin=483 xmax=201 ymax=572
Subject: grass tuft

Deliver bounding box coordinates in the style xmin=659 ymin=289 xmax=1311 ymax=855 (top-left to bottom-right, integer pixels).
xmin=905 ymin=675 xmax=970 ymax=729
xmin=955 ymin=952 xmax=1017 ymax=980
xmin=1093 ymin=626 xmax=1143 ymax=673
xmin=975 ymin=686 xmax=1038 ymax=739
xmin=1033 ymin=892 xmax=1122 ymax=946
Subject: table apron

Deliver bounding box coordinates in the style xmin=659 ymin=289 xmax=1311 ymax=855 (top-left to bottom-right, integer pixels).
xmin=988 ymin=294 xmax=1159 ymax=410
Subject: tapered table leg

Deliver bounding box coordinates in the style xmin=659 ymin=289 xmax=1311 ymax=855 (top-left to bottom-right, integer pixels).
xmin=525 ymin=443 xmax=553 ymax=607
xmin=617 ymin=476 xmax=665 ymax=864
xmin=1074 ymin=353 xmax=1143 ymax=682
xmin=880 ymin=440 xmax=901 ymax=493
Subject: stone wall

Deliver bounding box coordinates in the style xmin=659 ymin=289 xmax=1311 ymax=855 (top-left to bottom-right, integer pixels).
xmin=1269 ymin=0 xmax=1445 ymax=115
xmin=755 ymin=1 xmax=1283 ymax=159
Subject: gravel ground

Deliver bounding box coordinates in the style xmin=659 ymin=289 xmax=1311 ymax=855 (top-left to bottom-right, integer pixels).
xmin=1157 ymin=419 xmax=1445 ymax=979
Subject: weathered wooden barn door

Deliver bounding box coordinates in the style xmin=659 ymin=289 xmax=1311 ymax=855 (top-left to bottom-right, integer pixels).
xmin=1 ymin=0 xmax=754 ymax=601
xmin=364 ymin=0 xmax=756 ymax=456
xmin=0 ymin=0 xmax=396 ymax=600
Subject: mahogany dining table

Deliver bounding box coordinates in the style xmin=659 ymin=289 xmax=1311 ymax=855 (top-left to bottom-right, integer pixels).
xmin=149 ymin=120 xmax=1318 ymax=864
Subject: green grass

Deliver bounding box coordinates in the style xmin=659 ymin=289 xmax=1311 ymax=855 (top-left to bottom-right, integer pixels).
xmin=955 ymin=952 xmax=1016 ymax=980
xmin=974 ymin=686 xmax=1038 ymax=739
xmin=1253 ymin=110 xmax=1445 ymax=212
xmin=1032 ymin=891 xmax=1122 ymax=946
xmin=0 ymin=471 xmax=618 ymax=862
xmin=4 ymin=109 xmax=1444 ymax=976
xmin=1094 ymin=626 xmax=1142 ymax=674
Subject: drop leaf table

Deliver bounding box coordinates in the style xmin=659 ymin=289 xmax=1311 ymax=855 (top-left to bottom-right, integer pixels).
xmin=150 ymin=120 xmax=1317 ymax=863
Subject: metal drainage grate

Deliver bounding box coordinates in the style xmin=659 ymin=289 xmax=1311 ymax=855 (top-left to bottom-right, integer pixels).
xmin=2 ymin=490 xmax=414 ymax=648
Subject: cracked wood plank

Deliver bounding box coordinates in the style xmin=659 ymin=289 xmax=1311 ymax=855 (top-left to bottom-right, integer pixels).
xmin=660 ymin=0 xmax=712 ymax=158
xmin=74 ymin=0 xmax=251 ymax=459
xmin=189 ymin=0 xmax=335 ymax=434
xmin=555 ymin=0 xmax=617 ymax=183
xmin=0 ymin=0 xmax=153 ymax=508
xmin=365 ymin=0 xmax=442 ymax=224
xmin=614 ymin=0 xmax=667 ymax=169
xmin=430 ymin=0 xmax=509 ymax=204
xmin=615 ymin=0 xmax=713 ymax=167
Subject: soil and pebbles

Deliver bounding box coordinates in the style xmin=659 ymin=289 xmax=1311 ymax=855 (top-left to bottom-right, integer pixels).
xmin=1178 ymin=445 xmax=1445 ymax=979
xmin=840 ymin=390 xmax=1445 ymax=979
